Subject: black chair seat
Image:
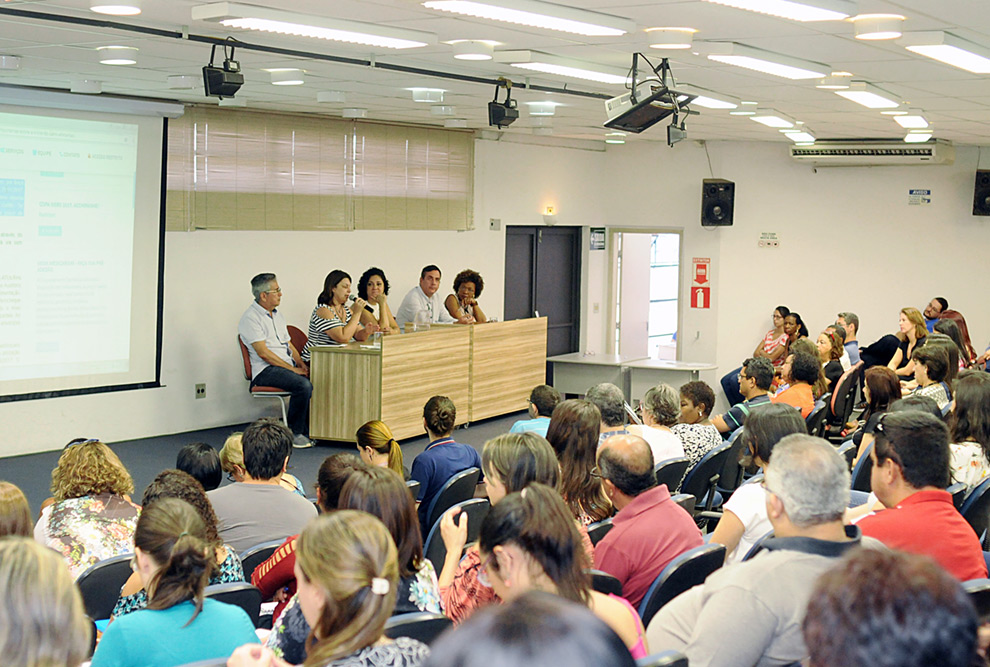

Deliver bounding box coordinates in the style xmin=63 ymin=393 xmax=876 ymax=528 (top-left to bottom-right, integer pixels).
xmin=654 ymin=457 xmax=690 ymax=493
xmin=384 ymin=611 xmax=453 ymax=646
xmin=423 ymin=498 xmax=490 ymax=569
xmin=680 ymin=442 xmax=734 ymax=519
xmin=424 ymin=467 xmax=481 ymax=533
xmin=588 ymin=569 xmax=623 ymax=597
xmin=76 ymin=552 xmax=134 ymax=621
xmin=587 ymin=517 xmax=615 ymax=546
xmin=638 ymin=543 xmax=726 ymax=627
xmin=406 ymin=479 xmax=421 ymax=500
xmin=204 ymin=582 xmax=263 ymax=627
xmin=238 ymin=538 xmax=286 ymax=581
xmin=850 ymin=442 xmax=874 ymax=492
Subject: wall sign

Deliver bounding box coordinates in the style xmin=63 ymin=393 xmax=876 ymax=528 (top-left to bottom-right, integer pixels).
xmin=590 ymin=227 xmax=605 ymax=250
xmin=908 ymin=189 xmax=932 ymax=206
xmin=691 ymin=257 xmax=711 ymax=309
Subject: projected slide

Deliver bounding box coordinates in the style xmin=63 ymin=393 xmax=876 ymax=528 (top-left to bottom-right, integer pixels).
xmin=0 ymin=112 xmax=138 ymax=383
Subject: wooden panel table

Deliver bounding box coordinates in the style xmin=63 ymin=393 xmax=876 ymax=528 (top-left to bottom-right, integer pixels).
xmin=469 ymin=317 xmax=547 ymax=422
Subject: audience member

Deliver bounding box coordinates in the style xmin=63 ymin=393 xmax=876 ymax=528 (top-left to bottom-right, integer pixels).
xmin=925 ymin=333 xmax=962 ymax=385
xmin=923 ymin=296 xmax=948 ymax=331
xmin=949 ymin=371 xmax=990 ymax=489
xmin=477 ymin=484 xmax=647 ymax=657
xmin=410 ymin=395 xmax=482 ymax=533
xmin=509 ymin=384 xmax=560 ymax=437
xmin=424 ymin=591 xmax=637 ymax=667
xmin=208 ymin=419 xmax=318 ymax=553
xmin=111 ymin=469 xmax=245 ymax=620
xmin=816 ymin=329 xmax=844 ymax=394
xmin=629 ymin=383 xmax=686 ymax=465
xmin=220 ymin=431 xmax=306 ymax=496
xmin=853 ymin=411 xmax=987 ymax=580
xmin=837 ymin=311 xmax=860 ymax=364
xmin=935 ymin=317 xmax=974 ymax=367
xmin=357 ymin=266 xmax=400 ymax=335
xmin=772 ymin=351 xmax=818 ymax=418
xmin=229 ymin=511 xmax=430 ymax=667
xmin=545 ymin=399 xmax=611 ymax=524
xmin=824 ymin=323 xmax=851 ymax=370
xmin=444 ymin=269 xmax=488 ymax=323
xmin=302 ymin=270 xmax=375 ymax=360
xmin=356 ymin=420 xmax=406 ymax=478
xmin=671 ymin=381 xmax=723 ymax=466
xmin=889 ymin=306 xmax=927 ymax=378
xmin=175 ymin=442 xmax=222 ymax=491
xmin=937 ymin=307 xmax=978 ymax=364
xmin=396 ymin=264 xmax=458 ymax=327
xmin=851 ymin=366 xmax=901 ymax=462
xmin=587 ymin=382 xmax=630 ymax=446
xmin=720 ymin=306 xmax=790 ymax=406
xmin=647 ymin=435 xmax=869 ymax=666
xmin=790 ymin=337 xmax=829 ymax=398
xmin=804 ymin=549 xmax=980 ymax=667
xmin=238 ymin=272 xmax=313 ymax=448
xmin=35 ymin=439 xmax=140 ymax=578
xmin=439 ymin=432 xmax=561 ymax=623
xmin=907 ymin=344 xmax=950 ymax=409
xmin=708 ymin=404 xmax=807 ymax=563
xmin=594 ymin=434 xmax=703 ymax=608
xmin=0 ymin=480 xmax=31 ymax=538
xmin=91 ymin=498 xmax=258 ymax=667
xmin=784 ymin=311 xmax=810 ymax=344
xmin=0 ymin=537 xmax=92 ymax=667
xmin=711 ymin=357 xmax=773 ymax=435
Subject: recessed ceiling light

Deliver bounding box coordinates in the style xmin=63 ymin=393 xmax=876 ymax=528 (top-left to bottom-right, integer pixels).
xmin=646 ymin=27 xmax=697 ymax=50
xmin=750 ymin=108 xmax=796 ymax=128
xmin=317 ymin=90 xmax=346 ymax=103
xmin=450 ymin=40 xmax=495 ymax=60
xmin=851 ymin=14 xmax=905 ymax=40
xmin=700 ymin=0 xmax=854 ymax=22
xmin=0 ymin=56 xmax=21 ymax=71
xmin=96 ymin=45 xmax=138 ymax=65
xmin=269 ymin=69 xmax=305 ymax=85
xmin=410 ymin=88 xmax=445 ymax=102
xmin=90 ymin=0 xmax=141 ymax=15
xmin=495 ymin=50 xmax=628 ymax=85
xmin=70 ymin=79 xmax=102 ymax=94
xmin=834 ymin=81 xmax=900 ymax=109
xmin=705 ymin=42 xmax=829 ymax=79
xmin=192 ymin=3 xmax=436 ymax=49
xmin=422 ymin=0 xmax=635 ymax=37
xmin=342 ymin=108 xmax=367 ymax=119
xmin=899 ymin=31 xmax=990 ymax=74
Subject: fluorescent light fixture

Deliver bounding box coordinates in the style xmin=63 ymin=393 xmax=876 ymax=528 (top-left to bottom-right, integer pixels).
xmin=270 ymin=69 xmax=304 ymax=85
xmin=192 ymin=2 xmax=436 ymax=49
xmin=317 ymin=90 xmax=346 ymax=103
xmin=899 ymin=31 xmax=990 ymax=74
xmin=495 ymin=50 xmax=628 ymax=84
xmin=646 ymin=27 xmax=697 ymax=50
xmin=410 ymin=88 xmax=444 ymax=102
xmin=894 ymin=110 xmax=928 ymax=129
xmin=676 ymin=84 xmax=739 ymax=109
xmin=0 ymin=56 xmax=21 ymax=71
xmin=422 ymin=0 xmax=635 ymax=36
xmin=700 ymin=0 xmax=854 ymax=22
xmin=167 ymin=75 xmax=198 ymax=89
xmin=90 ymin=0 xmax=141 ymax=15
xmin=816 ymin=75 xmax=850 ymax=89
xmin=431 ymin=105 xmax=455 ymax=116
xmin=96 ymin=45 xmax=138 ymax=65
xmin=750 ymin=108 xmax=795 ymax=128
xmin=729 ymin=109 xmax=756 ymax=115
xmin=782 ymin=130 xmax=815 ymax=142
xmin=70 ymin=79 xmax=102 ymax=94
xmin=705 ymin=42 xmax=829 ymax=79
xmin=605 ymin=132 xmax=626 ymax=144
xmin=444 ymin=118 xmax=468 ymax=128
xmin=218 ymin=97 xmax=246 ymax=107
xmin=852 ymin=14 xmax=905 ymax=40
xmin=342 ymin=108 xmax=367 ymax=119
xmin=450 ymin=40 xmax=494 ymax=60
xmin=904 ymin=131 xmax=932 ymax=143
xmin=834 ymin=81 xmax=900 ymax=109
xmin=526 ymin=101 xmax=559 ymax=116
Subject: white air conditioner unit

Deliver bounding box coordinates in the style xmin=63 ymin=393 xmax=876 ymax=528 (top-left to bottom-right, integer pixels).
xmin=790 ymin=139 xmax=954 ymax=166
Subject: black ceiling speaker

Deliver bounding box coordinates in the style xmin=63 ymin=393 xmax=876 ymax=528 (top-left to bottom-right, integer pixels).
xmin=702 ymin=178 xmax=734 ymax=227
xmin=974 ymin=170 xmax=990 ymax=216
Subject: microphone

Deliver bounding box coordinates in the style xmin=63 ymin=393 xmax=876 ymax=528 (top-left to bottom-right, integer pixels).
xmin=349 ymin=296 xmax=374 ymax=313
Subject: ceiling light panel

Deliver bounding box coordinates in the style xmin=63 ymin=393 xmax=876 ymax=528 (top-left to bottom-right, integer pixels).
xmin=834 ymin=81 xmax=900 ymax=109
xmin=904 ymin=131 xmax=932 ymax=143
xmin=750 ymin=109 xmax=796 ymax=128
xmin=192 ymin=3 xmax=436 ymax=49
xmin=894 ymin=112 xmax=928 ymax=129
xmin=704 ymin=42 xmax=829 ymax=79
xmin=495 ymin=51 xmax=629 ymax=85
xmin=701 ymin=0 xmax=854 ymax=22
xmin=422 ymin=0 xmax=635 ymax=37
xmin=90 ymin=0 xmax=141 ymax=15
xmin=852 ymin=14 xmax=905 ymax=41
xmin=899 ymin=31 xmax=990 ymax=74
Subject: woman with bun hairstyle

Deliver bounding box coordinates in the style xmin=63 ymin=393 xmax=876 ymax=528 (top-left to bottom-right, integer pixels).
xmin=356 ymin=420 xmax=406 ymax=478
xmin=91 ymin=498 xmax=258 ymax=667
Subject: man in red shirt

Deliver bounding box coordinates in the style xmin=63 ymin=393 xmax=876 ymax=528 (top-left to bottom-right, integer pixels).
xmin=854 ymin=411 xmax=987 ymax=581
xmin=593 ymin=434 xmax=703 ymax=608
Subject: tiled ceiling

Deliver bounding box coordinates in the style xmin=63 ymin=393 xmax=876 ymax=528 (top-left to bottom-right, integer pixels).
xmin=0 ymin=0 xmax=987 ymax=145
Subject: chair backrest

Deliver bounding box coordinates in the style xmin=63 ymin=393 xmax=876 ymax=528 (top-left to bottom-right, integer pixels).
xmin=587 ymin=517 xmax=615 ymax=546
xmin=716 ymin=427 xmax=747 ymax=494
xmin=384 ymin=611 xmax=453 ymax=646
xmin=963 ymin=578 xmax=990 ymax=622
xmin=423 ymin=498 xmax=490 ymax=569
xmin=836 ymin=439 xmax=857 ymax=471
xmin=850 ymin=442 xmax=874 ymax=492
xmin=425 ymin=467 xmax=482 ymax=530
xmin=287 ymin=324 xmax=308 ymax=354
xmin=204 ymin=582 xmax=263 ymax=627
xmin=406 ymin=479 xmax=421 ymax=500
xmin=654 ymin=457 xmax=690 ymax=492
xmin=75 ymin=553 xmax=134 ymax=621
xmin=947 ymin=481 xmax=968 ymax=510
xmin=588 ymin=568 xmax=623 ymax=597
xmin=238 ymin=336 xmax=253 ymax=382
xmin=680 ymin=442 xmax=733 ymax=510
xmin=942 ymin=401 xmax=953 ymax=420
xmin=238 ymin=538 xmax=287 ymax=581
xmin=805 ymin=396 xmax=829 ymax=437
xmin=636 ymin=651 xmax=689 ymax=667
xmin=961 ymin=477 xmax=990 ymax=549
xmin=741 ymin=530 xmax=774 ymax=561
xmin=828 ymin=362 xmax=863 ymax=425
xmin=637 ymin=543 xmax=726 ymax=626
xmin=670 ymin=493 xmax=696 ymax=515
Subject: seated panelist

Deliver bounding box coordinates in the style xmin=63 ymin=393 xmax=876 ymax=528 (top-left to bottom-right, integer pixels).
xmin=445 ymin=269 xmax=488 ymax=324
xmin=357 ymin=266 xmax=400 ymax=335
xmin=396 ymin=264 xmax=457 ymax=327
xmin=301 ymin=270 xmax=376 ymax=362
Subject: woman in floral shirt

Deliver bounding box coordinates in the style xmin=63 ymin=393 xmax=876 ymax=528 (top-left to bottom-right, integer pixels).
xmin=34 ymin=440 xmax=140 ymax=579
xmin=949 ymin=372 xmax=990 ymax=489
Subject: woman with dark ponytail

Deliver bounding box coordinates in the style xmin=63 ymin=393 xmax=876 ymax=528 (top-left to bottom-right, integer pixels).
xmin=356 ymin=420 xmax=406 ymax=478
xmin=91 ymin=498 xmax=258 ymax=667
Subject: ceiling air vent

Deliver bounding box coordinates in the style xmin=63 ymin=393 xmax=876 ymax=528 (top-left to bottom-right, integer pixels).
xmin=790 ymin=139 xmax=954 ymax=166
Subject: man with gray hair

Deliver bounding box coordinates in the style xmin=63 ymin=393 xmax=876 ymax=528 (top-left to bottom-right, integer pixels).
xmin=647 ymin=435 xmax=874 ymax=667
xmin=586 ymin=382 xmax=629 ymax=447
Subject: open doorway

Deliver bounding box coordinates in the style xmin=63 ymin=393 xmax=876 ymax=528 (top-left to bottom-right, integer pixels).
xmin=609 ymin=230 xmax=681 ymax=360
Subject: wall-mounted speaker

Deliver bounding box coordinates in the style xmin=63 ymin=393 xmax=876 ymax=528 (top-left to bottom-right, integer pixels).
xmin=974 ymin=170 xmax=990 ymax=216
xmin=702 ymin=179 xmax=734 ymax=227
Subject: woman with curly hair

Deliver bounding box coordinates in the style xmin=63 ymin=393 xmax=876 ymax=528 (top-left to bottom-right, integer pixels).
xmin=111 ymin=469 xmax=246 ymax=620
xmin=444 ymin=269 xmax=487 ymax=323
xmin=34 ymin=439 xmax=140 ymax=578
xmin=357 ymin=266 xmax=400 ymax=335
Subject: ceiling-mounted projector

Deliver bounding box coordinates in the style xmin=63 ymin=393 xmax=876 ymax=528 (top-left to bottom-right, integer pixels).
xmin=603 ymin=55 xmax=696 ymax=139
xmin=489 ymin=78 xmax=518 ymax=129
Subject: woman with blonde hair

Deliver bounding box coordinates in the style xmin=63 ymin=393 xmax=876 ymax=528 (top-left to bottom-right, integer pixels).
xmin=34 ymin=439 xmax=140 ymax=578
xmin=0 ymin=481 xmax=31 ymax=538
xmin=92 ymin=498 xmax=258 ymax=667
xmin=888 ymin=307 xmax=927 ymax=378
xmin=221 ymin=431 xmax=306 ymax=496
xmin=229 ymin=511 xmax=430 ymax=667
xmin=0 ymin=537 xmax=92 ymax=667
xmin=356 ymin=420 xmax=405 ymax=478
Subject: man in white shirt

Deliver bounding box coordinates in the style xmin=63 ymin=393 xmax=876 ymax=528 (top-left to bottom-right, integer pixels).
xmin=396 ymin=264 xmax=464 ymax=327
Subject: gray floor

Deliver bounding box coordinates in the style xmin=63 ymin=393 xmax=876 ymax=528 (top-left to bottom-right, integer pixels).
xmin=3 ymin=411 xmax=526 ymax=516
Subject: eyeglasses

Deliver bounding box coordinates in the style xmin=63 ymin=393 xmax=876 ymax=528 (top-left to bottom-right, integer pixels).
xmin=264 ymin=288 xmax=282 ymax=295
xmin=477 ymin=554 xmax=495 ymax=588
xmin=226 ymin=472 xmax=236 ymax=482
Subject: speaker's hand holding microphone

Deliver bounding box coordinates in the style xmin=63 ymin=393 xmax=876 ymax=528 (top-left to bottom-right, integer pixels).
xmin=349 ymin=296 xmax=374 ymax=314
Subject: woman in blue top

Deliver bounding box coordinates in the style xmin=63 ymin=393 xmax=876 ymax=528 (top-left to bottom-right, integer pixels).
xmin=91 ymin=497 xmax=258 ymax=667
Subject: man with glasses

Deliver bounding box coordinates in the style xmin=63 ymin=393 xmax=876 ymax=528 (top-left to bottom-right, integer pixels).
xmin=238 ymin=272 xmax=313 ymax=448
xmin=711 ymin=357 xmax=773 ymax=435
xmin=853 ymin=411 xmax=987 ymax=581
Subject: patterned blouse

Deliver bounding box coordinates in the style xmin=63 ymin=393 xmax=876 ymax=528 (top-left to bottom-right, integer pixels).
xmin=110 ymin=546 xmax=245 ymax=619
xmin=950 ymin=442 xmax=990 ymax=490
xmin=762 ymin=330 xmax=790 ymax=367
xmin=35 ymin=493 xmax=140 ymax=579
xmin=302 ymin=304 xmax=350 ymax=361
xmin=672 ymin=423 xmax=724 ymax=469
xmin=326 ymin=637 xmax=429 ymax=667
